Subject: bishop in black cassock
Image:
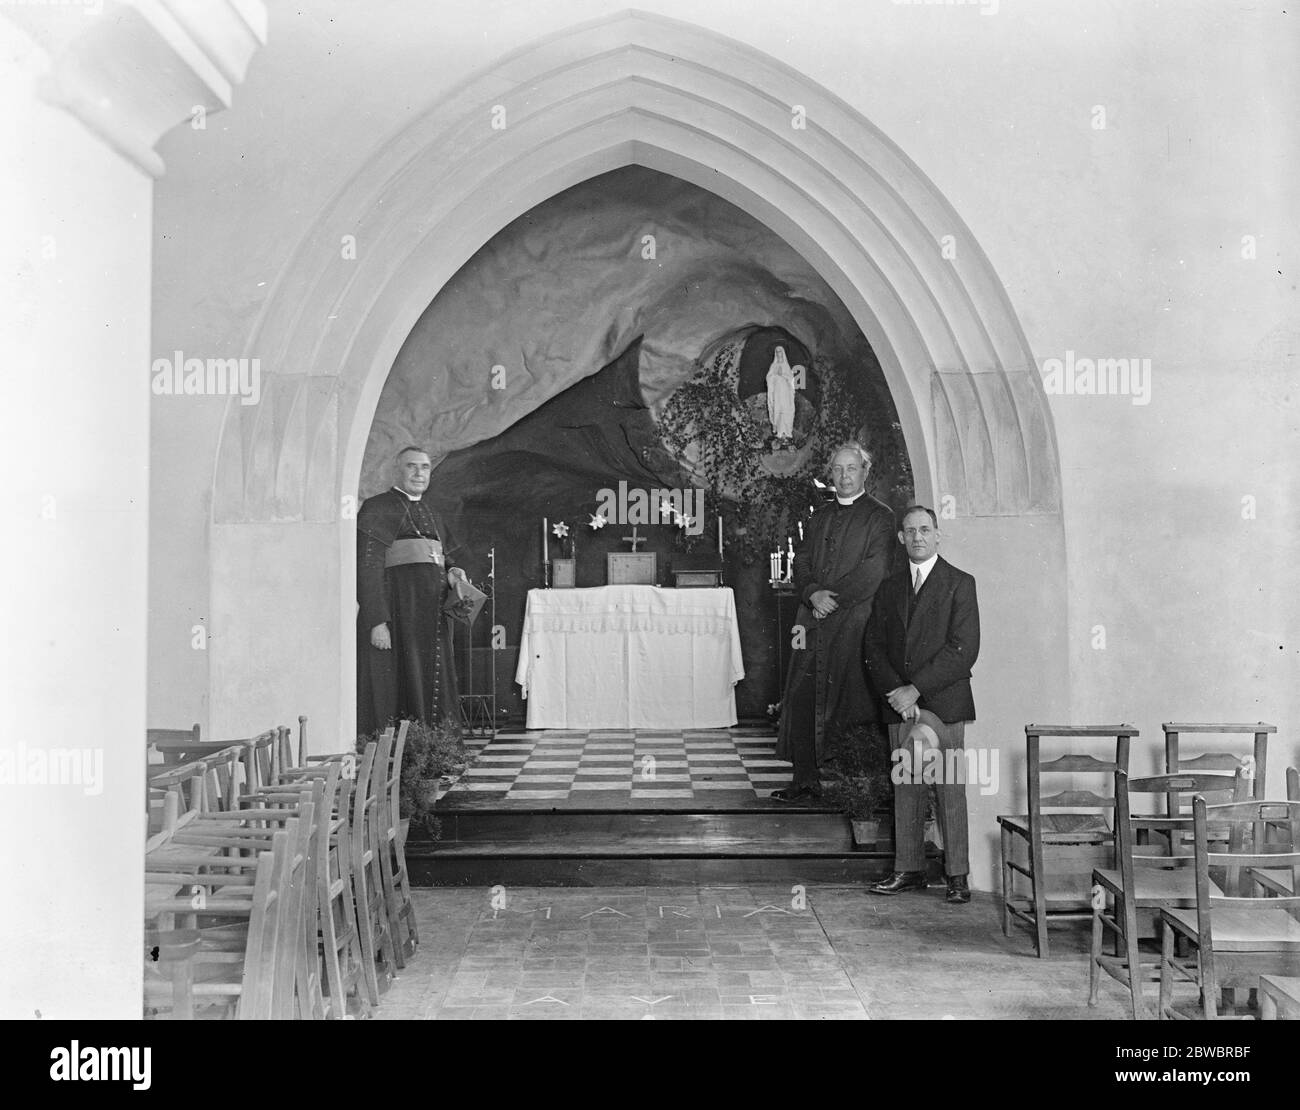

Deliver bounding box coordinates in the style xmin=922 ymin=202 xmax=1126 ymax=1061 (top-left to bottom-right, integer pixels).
xmin=356 ymin=447 xmax=466 ymax=738
xmin=774 ymin=444 xmax=894 ymax=800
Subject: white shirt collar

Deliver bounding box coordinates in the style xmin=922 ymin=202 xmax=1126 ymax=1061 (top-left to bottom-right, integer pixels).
xmin=834 ymin=489 xmax=865 ymax=507
xmin=392 ymin=485 xmax=422 ymax=502
xmin=909 ymin=554 xmax=938 ymax=585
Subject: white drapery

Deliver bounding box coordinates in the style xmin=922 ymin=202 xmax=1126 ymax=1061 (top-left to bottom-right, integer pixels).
xmin=515 ymin=585 xmax=745 ymax=728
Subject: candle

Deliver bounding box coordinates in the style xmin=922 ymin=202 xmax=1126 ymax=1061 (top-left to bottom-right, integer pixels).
xmin=798 ymin=521 xmax=804 ymax=542
xmin=717 ymin=516 xmax=723 ymax=555
xmin=543 ymin=517 xmax=549 ymax=562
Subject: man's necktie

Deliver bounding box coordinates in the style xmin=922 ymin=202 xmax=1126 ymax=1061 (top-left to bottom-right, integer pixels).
xmin=913 ymin=567 xmax=922 ymax=595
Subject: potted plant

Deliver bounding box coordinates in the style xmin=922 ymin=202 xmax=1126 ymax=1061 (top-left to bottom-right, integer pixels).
xmin=820 ymin=723 xmax=894 ymax=850
xmin=356 ymin=717 xmax=470 ymax=843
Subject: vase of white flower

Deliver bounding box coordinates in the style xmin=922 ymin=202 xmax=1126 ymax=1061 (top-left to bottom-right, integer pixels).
xmin=551 ymin=520 xmax=576 ymax=587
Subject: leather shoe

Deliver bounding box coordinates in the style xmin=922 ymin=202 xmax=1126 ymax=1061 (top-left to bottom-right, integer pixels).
xmin=771 ymin=786 xmax=819 ymax=803
xmin=945 ymin=875 xmax=971 ymax=904
xmin=868 ymin=870 xmax=927 ymax=895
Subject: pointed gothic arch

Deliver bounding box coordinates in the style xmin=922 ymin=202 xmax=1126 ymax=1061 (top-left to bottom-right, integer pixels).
xmin=207 ymin=9 xmax=1065 ymax=750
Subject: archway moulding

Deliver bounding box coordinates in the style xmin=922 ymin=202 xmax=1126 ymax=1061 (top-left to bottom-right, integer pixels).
xmin=212 ymin=9 xmax=1060 ymax=527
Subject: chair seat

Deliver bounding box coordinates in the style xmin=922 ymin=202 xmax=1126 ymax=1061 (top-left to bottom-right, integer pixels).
xmin=1093 ymin=867 xmax=1221 ymax=904
xmin=1163 ymin=907 xmax=1300 ymax=951
xmin=999 ymin=812 xmax=1112 ymax=842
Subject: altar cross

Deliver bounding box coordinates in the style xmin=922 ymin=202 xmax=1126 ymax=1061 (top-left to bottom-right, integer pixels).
xmin=622 ymin=525 xmax=646 ymax=552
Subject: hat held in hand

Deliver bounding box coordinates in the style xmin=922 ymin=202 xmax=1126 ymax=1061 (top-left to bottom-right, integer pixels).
xmin=899 ymin=707 xmax=945 ymax=750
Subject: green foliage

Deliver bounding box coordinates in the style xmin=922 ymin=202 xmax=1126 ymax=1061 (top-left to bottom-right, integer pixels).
xmin=356 ymin=718 xmax=469 ymax=841
xmin=820 ymin=723 xmax=893 ymax=821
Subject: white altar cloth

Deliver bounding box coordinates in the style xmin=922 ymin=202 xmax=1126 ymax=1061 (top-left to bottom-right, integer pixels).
xmin=514 ymin=585 xmax=745 ymax=729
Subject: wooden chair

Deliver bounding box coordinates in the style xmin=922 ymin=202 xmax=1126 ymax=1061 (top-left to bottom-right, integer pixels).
xmin=145 ymin=809 xmax=311 ymax=1019
xmin=266 ymin=716 xmax=311 ymax=786
xmin=1158 ymin=796 xmax=1300 ymax=1019
xmin=171 ymin=779 xmax=330 ymax=1019
xmin=375 ymin=721 xmax=419 ymax=965
xmin=145 ymin=834 xmax=282 ymax=1020
xmin=351 ymin=739 xmax=397 ymax=1002
xmin=244 ymin=759 xmax=367 ymax=1018
xmin=300 ymin=734 xmax=400 ymax=1001
xmin=1163 ymin=722 xmax=1275 ymax=809
xmin=146 ymin=761 xmax=208 ymax=847
xmin=1251 ymin=767 xmax=1300 ymax=898
xmin=1089 ymin=768 xmax=1248 ymax=1018
xmin=998 ymin=725 xmax=1136 ymax=957
xmin=149 ymin=779 xmax=326 ymax=1018
xmin=148 ymin=724 xmax=201 ymax=767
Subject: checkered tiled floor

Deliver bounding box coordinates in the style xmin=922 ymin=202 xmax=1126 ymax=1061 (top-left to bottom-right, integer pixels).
xmin=445 ymin=729 xmax=794 ymax=802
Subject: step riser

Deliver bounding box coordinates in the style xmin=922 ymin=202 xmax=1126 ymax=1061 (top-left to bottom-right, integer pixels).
xmin=410 ymin=854 xmax=941 ymax=887
xmin=438 ymin=812 xmax=854 ymax=843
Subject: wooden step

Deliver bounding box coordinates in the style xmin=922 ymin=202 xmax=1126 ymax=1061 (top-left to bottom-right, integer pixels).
xmin=437 ymin=808 xmax=855 ymax=846
xmin=410 ymin=853 xmax=924 ymax=886
xmin=408 ymin=807 xmax=940 ymax=886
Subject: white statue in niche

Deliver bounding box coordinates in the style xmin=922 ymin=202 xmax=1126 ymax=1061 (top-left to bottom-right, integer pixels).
xmin=766 ymin=345 xmax=796 ymax=441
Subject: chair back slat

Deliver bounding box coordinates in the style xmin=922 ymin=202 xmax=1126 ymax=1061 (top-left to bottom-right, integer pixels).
xmin=1039 ymin=754 xmax=1118 ymax=774
xmin=1040 ymin=789 xmax=1114 ymax=809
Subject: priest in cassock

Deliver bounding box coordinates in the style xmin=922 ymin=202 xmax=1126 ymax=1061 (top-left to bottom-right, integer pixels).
xmin=773 ymin=443 xmax=895 ymax=801
xmin=356 ymin=445 xmax=469 ymax=737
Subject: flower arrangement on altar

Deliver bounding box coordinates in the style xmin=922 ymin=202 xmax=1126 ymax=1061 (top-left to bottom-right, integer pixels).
xmin=550 ymin=519 xmax=573 ymax=559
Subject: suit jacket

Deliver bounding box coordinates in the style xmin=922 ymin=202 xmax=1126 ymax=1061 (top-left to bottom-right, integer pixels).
xmin=864 ymin=555 xmax=979 ymax=725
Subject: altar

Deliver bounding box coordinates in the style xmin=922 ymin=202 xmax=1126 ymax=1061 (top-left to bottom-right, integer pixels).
xmin=514 ymin=585 xmax=745 ymax=729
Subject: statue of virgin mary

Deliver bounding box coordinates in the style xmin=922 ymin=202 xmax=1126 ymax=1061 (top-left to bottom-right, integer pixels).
xmin=765 ymin=345 xmax=796 ymax=440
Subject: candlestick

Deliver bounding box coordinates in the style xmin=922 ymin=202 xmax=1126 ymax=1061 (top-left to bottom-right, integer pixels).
xmin=542 ymin=517 xmax=548 ymax=562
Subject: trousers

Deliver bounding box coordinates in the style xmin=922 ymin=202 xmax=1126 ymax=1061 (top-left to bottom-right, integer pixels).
xmin=888 ymin=718 xmax=970 ymax=876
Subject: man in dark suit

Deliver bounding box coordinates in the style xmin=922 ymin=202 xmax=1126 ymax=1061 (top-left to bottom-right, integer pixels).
xmin=863 ymin=506 xmax=980 ymax=904
xmin=772 ymin=443 xmax=895 ymax=801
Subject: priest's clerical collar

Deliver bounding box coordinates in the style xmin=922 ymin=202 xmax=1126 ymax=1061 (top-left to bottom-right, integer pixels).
xmin=392 ymin=485 xmax=423 ymax=502
xmin=834 ymin=489 xmax=865 ymax=506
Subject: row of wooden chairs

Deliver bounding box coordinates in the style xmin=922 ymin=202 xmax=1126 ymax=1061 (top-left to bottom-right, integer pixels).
xmin=1154 ymin=785 xmax=1300 ymax=1019
xmin=143 ymin=721 xmax=420 ymax=1018
xmin=146 ymin=720 xmax=307 ymax=840
xmin=997 ymin=721 xmax=1277 ymax=958
xmin=1087 ymin=765 xmax=1300 ymax=1017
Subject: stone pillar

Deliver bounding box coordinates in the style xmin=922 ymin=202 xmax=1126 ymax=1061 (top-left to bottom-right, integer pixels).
xmin=0 ymin=0 xmax=265 ymax=1019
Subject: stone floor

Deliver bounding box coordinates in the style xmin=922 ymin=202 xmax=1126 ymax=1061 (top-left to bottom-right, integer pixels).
xmin=373 ymin=883 xmax=1135 ymax=1020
